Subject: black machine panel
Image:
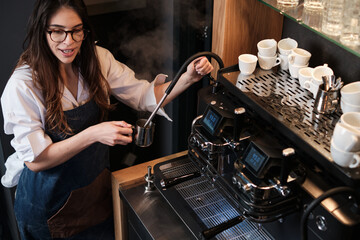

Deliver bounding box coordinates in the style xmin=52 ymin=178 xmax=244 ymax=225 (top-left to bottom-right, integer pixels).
xmin=126 ymin=66 xmax=360 ymax=240
xmin=217 ymin=65 xmax=360 ymax=186
xmin=241 ymin=139 xmax=283 ymax=179
xmin=150 ymin=66 xmax=360 ymax=240
xmin=200 ymin=105 xmax=234 ymax=137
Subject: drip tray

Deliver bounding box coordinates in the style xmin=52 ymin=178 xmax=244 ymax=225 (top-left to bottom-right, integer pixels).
xmin=153 ymin=156 xmax=274 ymax=240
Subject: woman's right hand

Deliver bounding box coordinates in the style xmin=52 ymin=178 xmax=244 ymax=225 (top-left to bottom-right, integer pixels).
xmin=28 ymin=120 xmax=134 ymax=172
xmin=91 ymin=121 xmax=133 ymax=146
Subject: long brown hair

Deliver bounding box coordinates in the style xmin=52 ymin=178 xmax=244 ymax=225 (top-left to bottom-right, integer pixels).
xmin=17 ymin=0 xmax=112 ymax=135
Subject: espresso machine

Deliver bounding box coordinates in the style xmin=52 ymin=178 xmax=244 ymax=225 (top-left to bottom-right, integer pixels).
xmin=120 ymin=61 xmax=360 ymax=240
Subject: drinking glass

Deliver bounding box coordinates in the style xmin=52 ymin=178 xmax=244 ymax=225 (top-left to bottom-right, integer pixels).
xmin=340 ymin=0 xmax=360 ymax=46
xmin=302 ymin=8 xmax=323 ymax=31
xmin=304 ymin=0 xmax=324 ymax=10
xmin=277 ymin=0 xmax=299 ymax=7
xmin=321 ymin=0 xmax=345 ymax=36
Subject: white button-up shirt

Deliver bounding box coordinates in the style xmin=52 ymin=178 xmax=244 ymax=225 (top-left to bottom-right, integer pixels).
xmin=1 ymin=46 xmax=170 ymax=187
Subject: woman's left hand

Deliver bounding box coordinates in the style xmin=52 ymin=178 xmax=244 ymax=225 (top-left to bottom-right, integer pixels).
xmin=185 ymin=57 xmax=214 ymax=83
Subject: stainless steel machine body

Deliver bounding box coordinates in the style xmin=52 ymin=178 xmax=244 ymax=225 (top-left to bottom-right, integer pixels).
xmin=119 ymin=66 xmax=360 ymax=240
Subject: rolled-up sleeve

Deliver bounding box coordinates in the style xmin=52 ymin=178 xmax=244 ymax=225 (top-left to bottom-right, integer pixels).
xmin=1 ymin=67 xmax=52 ymax=163
xmin=1 ymin=67 xmax=53 ymax=187
xmin=96 ymin=46 xmax=171 ymax=121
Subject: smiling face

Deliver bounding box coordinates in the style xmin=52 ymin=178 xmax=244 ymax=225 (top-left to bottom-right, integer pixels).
xmin=46 ymin=7 xmax=83 ymax=66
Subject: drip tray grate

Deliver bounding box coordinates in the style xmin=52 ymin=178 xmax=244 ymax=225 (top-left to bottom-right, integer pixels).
xmin=236 ymin=69 xmax=341 ymax=158
xmin=176 ymin=178 xmax=273 ymax=240
xmin=154 ymin=157 xmax=274 ymax=240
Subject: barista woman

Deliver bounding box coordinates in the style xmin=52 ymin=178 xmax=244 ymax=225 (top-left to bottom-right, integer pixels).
xmin=0 ymin=0 xmax=213 ymax=239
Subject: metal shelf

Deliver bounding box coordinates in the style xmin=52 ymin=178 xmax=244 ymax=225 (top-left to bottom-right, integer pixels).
xmin=219 ymin=66 xmax=360 ymax=186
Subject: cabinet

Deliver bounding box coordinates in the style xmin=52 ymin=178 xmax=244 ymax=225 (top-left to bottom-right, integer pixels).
xmin=211 ymin=0 xmax=284 ymax=71
xmin=211 ymin=0 xmax=360 ymax=83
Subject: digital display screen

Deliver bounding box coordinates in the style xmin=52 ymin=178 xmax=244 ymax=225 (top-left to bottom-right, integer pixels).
xmin=244 ymin=146 xmax=267 ymax=173
xmin=202 ymin=108 xmax=221 ymax=134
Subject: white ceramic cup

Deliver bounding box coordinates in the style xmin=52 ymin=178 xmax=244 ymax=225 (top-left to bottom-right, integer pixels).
xmin=341 ymin=81 xmax=360 ymax=105
xmin=257 ymin=39 xmax=277 ymax=57
xmin=238 ymin=54 xmax=258 ymax=75
xmin=299 ymin=67 xmax=321 ymax=98
xmin=279 ymin=53 xmax=289 ymax=70
xmin=341 ymin=99 xmax=360 ymax=114
xmin=257 ymin=53 xmax=281 ymax=70
xmin=277 ymin=38 xmax=298 ymax=55
xmin=331 ymin=139 xmax=360 ymax=168
xmin=312 ymin=64 xmax=334 ymax=84
xmin=298 ymin=67 xmax=314 ymax=89
xmin=332 ymin=122 xmax=360 ymax=152
xmin=288 ymin=62 xmax=308 ymax=79
xmin=308 ymin=77 xmax=323 ymax=98
xmin=341 ymin=112 xmax=360 ymax=131
xmin=288 ymin=48 xmax=312 ymax=66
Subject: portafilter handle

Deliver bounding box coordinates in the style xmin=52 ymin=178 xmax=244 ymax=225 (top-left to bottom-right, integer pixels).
xmin=143 ymin=51 xmax=224 ymax=128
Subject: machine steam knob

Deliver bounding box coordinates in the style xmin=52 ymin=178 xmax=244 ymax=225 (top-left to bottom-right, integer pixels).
xmin=200 ymin=143 xmax=208 ymax=151
xmin=144 ymin=166 xmax=155 ymax=192
xmin=232 ymin=176 xmax=237 ymax=185
xmin=242 ymin=183 xmax=251 ymax=192
xmin=282 ymin=148 xmax=295 ymax=157
xmin=315 ymin=215 xmax=327 ymax=231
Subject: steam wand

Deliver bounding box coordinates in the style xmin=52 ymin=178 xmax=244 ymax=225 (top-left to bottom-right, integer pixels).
xmin=143 ymin=51 xmax=224 ymax=128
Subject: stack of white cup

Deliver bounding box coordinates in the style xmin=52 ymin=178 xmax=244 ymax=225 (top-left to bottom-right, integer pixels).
xmin=287 ymin=47 xmax=312 ymax=78
xmin=298 ymin=64 xmax=334 ymax=98
xmin=277 ymin=38 xmax=298 ymax=71
xmin=340 ymin=82 xmax=360 ymax=113
xmin=257 ymin=39 xmax=281 ymax=70
xmin=331 ymin=112 xmax=360 ymax=168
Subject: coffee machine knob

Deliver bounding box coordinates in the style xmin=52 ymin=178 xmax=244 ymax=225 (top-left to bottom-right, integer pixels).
xmin=200 ymin=143 xmax=207 ymax=151
xmin=232 ymin=176 xmax=237 ymax=185
xmin=242 ymin=183 xmax=251 ymax=192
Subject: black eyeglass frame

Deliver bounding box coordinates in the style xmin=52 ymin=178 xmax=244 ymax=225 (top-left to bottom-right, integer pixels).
xmin=46 ymin=29 xmax=90 ymax=43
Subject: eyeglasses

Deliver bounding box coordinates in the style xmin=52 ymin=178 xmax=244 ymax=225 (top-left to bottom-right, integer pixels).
xmin=47 ymin=29 xmax=89 ymax=43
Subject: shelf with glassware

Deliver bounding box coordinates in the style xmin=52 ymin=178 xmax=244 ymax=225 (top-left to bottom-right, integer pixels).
xmin=258 ymin=0 xmax=360 ymax=58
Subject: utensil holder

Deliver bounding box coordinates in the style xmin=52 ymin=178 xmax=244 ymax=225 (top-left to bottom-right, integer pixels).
xmin=313 ymin=85 xmax=340 ymax=114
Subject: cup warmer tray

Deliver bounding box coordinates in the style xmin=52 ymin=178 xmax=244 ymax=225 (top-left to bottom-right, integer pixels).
xmin=217 ymin=65 xmax=360 ymax=186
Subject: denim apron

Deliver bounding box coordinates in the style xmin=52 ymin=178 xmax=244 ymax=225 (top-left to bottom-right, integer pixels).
xmin=14 ymin=100 xmax=114 ymax=239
